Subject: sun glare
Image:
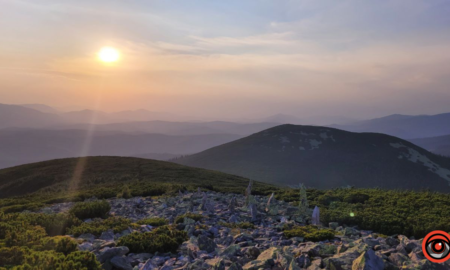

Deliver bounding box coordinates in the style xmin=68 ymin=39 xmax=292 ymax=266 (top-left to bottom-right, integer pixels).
xmin=98 ymin=47 xmax=120 ymax=63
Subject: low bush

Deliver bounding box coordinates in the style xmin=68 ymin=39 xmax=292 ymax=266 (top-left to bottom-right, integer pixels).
xmin=117 ymin=225 xmax=187 ymax=253
xmin=66 ymin=216 xmax=131 ymax=237
xmin=117 ymin=185 xmax=132 ymax=199
xmin=69 ymin=200 xmax=111 ymax=220
xmin=219 ymin=222 xmax=255 ymax=229
xmin=284 ymin=225 xmax=335 ymax=242
xmin=175 ymin=213 xmax=203 ymax=224
xmin=137 ymin=217 xmax=168 ymax=226
xmin=39 ymin=236 xmax=78 ymax=255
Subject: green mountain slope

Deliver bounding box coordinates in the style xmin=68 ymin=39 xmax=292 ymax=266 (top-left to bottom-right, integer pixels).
xmin=176 ymin=124 xmax=450 ymax=191
xmin=0 ymin=156 xmax=274 ymax=199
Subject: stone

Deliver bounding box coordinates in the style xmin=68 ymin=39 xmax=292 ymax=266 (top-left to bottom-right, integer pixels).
xmin=243 ymin=247 xmax=279 ymax=270
xmin=221 ymin=244 xmax=240 ymax=256
xmin=266 ymin=193 xmax=275 ymax=212
xmin=228 ymin=214 xmax=238 ymax=223
xmin=344 ymin=227 xmax=361 ymax=236
xmin=78 ymin=233 xmax=95 ymax=242
xmin=100 ymin=230 xmax=115 ymax=241
xmin=198 ymin=235 xmax=217 ymax=253
xmin=297 ymin=254 xmax=311 ymax=268
xmin=246 ymin=246 xmax=261 ymax=259
xmin=249 ymin=203 xmax=258 ymax=222
xmin=329 ymin=222 xmax=339 ymax=230
xmin=298 ymin=183 xmax=309 ymax=215
xmin=311 ymin=206 xmax=320 ymax=225
xmin=229 ymin=196 xmax=237 ymax=213
xmin=110 ymin=256 xmax=133 ymax=270
xmin=352 ymin=249 xmax=384 ymax=270
xmin=288 ymin=259 xmax=301 ymax=270
xmin=388 ymin=253 xmax=409 ymax=267
xmin=98 ymin=246 xmax=130 ymax=263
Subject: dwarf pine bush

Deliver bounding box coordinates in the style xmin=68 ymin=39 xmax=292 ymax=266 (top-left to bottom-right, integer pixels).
xmin=69 ymin=200 xmax=111 ymax=220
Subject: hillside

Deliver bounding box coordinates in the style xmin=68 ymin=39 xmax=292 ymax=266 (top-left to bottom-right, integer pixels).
xmin=0 ymin=156 xmax=275 ymax=199
xmin=176 ymin=124 xmax=450 ymax=191
xmin=409 ymin=134 xmax=450 ymax=156
xmin=332 ymin=112 xmax=450 ymax=139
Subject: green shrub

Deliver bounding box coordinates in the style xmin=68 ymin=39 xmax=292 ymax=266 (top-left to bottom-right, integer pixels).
xmin=117 ymin=225 xmax=187 ymax=253
xmin=219 ymin=222 xmax=255 ymax=229
xmin=39 ymin=236 xmax=78 ymax=255
xmin=67 ymin=216 xmax=131 ymax=237
xmin=16 ymin=213 xmax=82 ymax=236
xmin=0 ymin=246 xmax=26 ymax=267
xmin=175 ymin=213 xmax=203 ymax=224
xmin=284 ymin=225 xmax=335 ymax=242
xmin=69 ymin=200 xmax=111 ymax=220
xmin=117 ymin=185 xmax=132 ymax=199
xmin=137 ymin=217 xmax=168 ymax=226
xmin=5 ymin=226 xmax=47 ymax=248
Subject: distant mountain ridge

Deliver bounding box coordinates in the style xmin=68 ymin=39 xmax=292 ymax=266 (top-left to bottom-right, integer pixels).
xmin=332 ymin=112 xmax=450 ymax=139
xmin=0 ymin=129 xmax=241 ymax=169
xmin=176 ymin=124 xmax=450 ymax=191
xmin=409 ymin=134 xmax=450 ymax=156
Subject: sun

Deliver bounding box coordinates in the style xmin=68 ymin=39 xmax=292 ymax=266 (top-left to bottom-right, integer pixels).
xmin=98 ymin=47 xmax=120 ymax=63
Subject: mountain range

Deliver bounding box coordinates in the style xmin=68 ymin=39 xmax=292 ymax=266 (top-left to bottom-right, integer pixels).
xmin=333 ymin=113 xmax=450 ymax=139
xmin=176 ymin=124 xmax=450 ymax=191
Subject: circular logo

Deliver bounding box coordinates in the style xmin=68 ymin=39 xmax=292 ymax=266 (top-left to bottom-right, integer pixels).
xmin=422 ymin=230 xmax=450 ymax=263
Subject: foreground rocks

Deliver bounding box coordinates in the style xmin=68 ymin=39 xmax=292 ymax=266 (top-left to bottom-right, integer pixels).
xmin=40 ymin=191 xmax=448 ymax=270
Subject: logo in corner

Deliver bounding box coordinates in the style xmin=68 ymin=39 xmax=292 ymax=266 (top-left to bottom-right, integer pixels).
xmin=423 ymin=230 xmax=450 ymax=263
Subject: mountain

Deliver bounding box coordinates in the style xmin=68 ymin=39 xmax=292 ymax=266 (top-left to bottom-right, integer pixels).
xmin=0 ymin=129 xmax=241 ymax=169
xmin=409 ymin=135 xmax=450 ymax=156
xmin=113 ymin=109 xmax=179 ymax=122
xmin=176 ymin=124 xmax=450 ymax=191
xmin=0 ymin=156 xmax=264 ymax=198
xmin=62 ymin=121 xmax=279 ymax=136
xmin=0 ymin=103 xmax=63 ymax=129
xmin=19 ymin=104 xmax=60 ymax=114
xmin=332 ymin=113 xmax=450 ymax=139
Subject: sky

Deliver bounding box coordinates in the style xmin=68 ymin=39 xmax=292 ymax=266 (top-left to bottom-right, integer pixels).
xmin=1 ymin=0 xmax=450 ymax=121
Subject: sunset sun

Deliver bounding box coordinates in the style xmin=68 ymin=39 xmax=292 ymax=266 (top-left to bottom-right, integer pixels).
xmin=98 ymin=47 xmax=120 ymax=63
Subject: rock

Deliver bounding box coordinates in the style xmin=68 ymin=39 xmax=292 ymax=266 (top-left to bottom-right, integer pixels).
xmin=78 ymin=233 xmax=95 ymax=242
xmin=385 ymin=237 xmax=400 ymax=247
xmin=246 ymin=246 xmax=261 ymax=259
xmin=297 ymin=254 xmax=311 ymax=268
xmin=97 ymin=246 xmax=130 ymax=263
xmin=249 ymin=203 xmax=258 ymax=222
xmin=352 ymin=249 xmax=384 ymax=270
xmin=198 ymin=235 xmax=217 ymax=253
xmin=229 ymin=196 xmax=237 ymax=213
xmin=243 ymin=247 xmax=279 ymax=270
xmin=388 ymin=253 xmax=409 ymax=267
xmin=100 ymin=230 xmax=115 ymax=241
xmin=307 ymin=259 xmax=322 ymax=270
xmin=289 ymin=259 xmax=301 ymax=270
xmin=78 ymin=241 xmax=93 ymax=251
xmin=228 ymin=214 xmax=238 ymax=223
xmin=311 ymin=206 xmax=320 ymax=225
xmin=221 ymin=244 xmax=240 ymax=256
xmin=344 ymin=227 xmax=361 ymax=236
xmin=329 ymin=222 xmax=339 ymax=230
xmin=111 ymin=256 xmax=133 ymax=270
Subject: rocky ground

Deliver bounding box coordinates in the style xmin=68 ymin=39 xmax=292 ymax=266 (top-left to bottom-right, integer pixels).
xmin=39 ymin=191 xmax=448 ymax=270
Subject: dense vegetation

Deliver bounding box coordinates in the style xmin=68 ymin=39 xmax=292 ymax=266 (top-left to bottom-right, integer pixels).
xmin=69 ymin=200 xmax=111 ymax=220
xmin=0 ymin=212 xmax=101 ymax=269
xmin=117 ymin=225 xmax=187 ymax=253
xmin=0 ymin=157 xmax=277 ymax=214
xmin=279 ymin=188 xmax=450 ymax=238
xmin=282 ymin=225 xmax=335 ymax=242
